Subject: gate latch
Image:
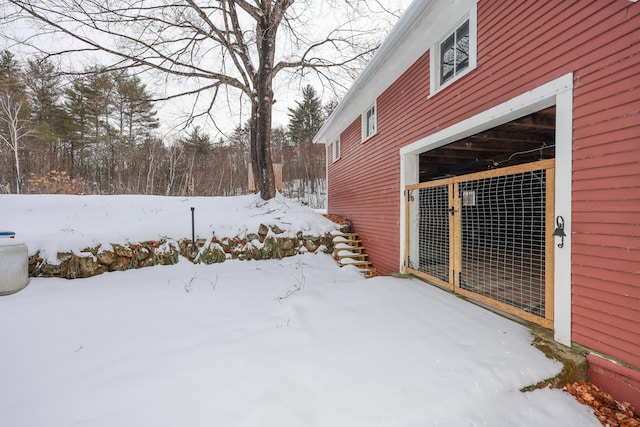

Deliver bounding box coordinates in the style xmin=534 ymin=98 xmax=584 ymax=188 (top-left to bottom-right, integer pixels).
xmin=552 ymin=215 xmax=566 ymax=248
xmin=407 ymin=190 xmax=414 ymax=202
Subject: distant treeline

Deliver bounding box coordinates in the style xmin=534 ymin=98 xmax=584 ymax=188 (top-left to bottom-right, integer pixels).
xmin=0 ymin=50 xmax=329 ymax=205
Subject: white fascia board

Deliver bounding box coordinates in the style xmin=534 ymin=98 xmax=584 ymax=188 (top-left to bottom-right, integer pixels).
xmin=313 ymin=0 xmax=436 ymax=144
xmin=314 ymin=0 xmax=479 ymax=145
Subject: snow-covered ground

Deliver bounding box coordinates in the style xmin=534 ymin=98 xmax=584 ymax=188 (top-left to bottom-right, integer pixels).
xmin=0 ymin=193 xmax=338 ymax=263
xmin=0 ymin=194 xmax=599 ymax=426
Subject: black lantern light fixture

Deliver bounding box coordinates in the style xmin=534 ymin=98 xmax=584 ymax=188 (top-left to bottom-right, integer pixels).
xmin=552 ymin=215 xmax=566 ymax=248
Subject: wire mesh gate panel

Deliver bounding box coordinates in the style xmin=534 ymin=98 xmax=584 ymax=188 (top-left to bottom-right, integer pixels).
xmin=458 ymin=169 xmax=548 ymax=317
xmin=406 ymin=159 xmax=555 ymax=328
xmin=406 ymin=183 xmax=452 ymax=287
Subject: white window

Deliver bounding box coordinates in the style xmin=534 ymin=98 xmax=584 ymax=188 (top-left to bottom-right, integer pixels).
xmin=362 ymin=103 xmax=377 ymax=142
xmin=332 ymin=137 xmax=341 ymax=162
xmin=440 ymin=20 xmax=469 ymax=85
xmin=430 ymin=4 xmax=477 ymax=95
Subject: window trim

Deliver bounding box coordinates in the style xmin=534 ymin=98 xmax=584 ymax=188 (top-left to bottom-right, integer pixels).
xmin=429 ymin=4 xmax=477 ymax=96
xmin=332 ymin=137 xmax=341 ymax=162
xmin=361 ymin=102 xmax=377 ymax=142
xmin=439 ymin=20 xmax=469 ymax=85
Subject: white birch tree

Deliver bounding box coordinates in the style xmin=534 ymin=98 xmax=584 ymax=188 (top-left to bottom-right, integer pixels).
xmin=0 ymin=90 xmax=30 ymax=194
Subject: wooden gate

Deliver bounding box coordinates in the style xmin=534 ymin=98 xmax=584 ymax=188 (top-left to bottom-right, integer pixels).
xmin=405 ymin=159 xmax=555 ymax=328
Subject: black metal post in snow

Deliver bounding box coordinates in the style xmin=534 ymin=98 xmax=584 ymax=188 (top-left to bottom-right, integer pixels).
xmin=190 ymin=207 xmax=196 ymax=251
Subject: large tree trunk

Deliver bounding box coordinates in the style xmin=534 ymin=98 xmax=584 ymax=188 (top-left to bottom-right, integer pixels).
xmin=253 ymin=99 xmax=275 ymax=199
xmin=250 ymin=14 xmax=277 ymax=200
xmin=249 ymin=101 xmax=259 ymax=193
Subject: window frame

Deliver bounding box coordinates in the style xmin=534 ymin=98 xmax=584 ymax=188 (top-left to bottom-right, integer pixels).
xmin=429 ymin=4 xmax=477 ymax=96
xmin=332 ymin=137 xmax=341 ymax=162
xmin=361 ymin=102 xmax=377 ymax=142
xmin=439 ymin=20 xmax=470 ymax=85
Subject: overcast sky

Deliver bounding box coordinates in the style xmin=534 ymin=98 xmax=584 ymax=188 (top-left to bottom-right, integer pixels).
xmin=155 ymin=0 xmax=414 ymax=141
xmin=1 ymin=0 xmax=413 ymax=142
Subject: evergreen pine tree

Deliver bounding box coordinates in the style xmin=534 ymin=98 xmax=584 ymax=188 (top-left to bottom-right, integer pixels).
xmin=113 ymin=73 xmax=159 ymax=147
xmin=24 ymin=57 xmax=71 ymax=175
xmin=287 ymin=85 xmax=324 ymax=144
xmin=286 ymin=85 xmax=326 ymax=200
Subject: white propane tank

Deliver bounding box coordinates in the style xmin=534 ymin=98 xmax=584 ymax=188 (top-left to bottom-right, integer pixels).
xmin=0 ymin=235 xmax=29 ymax=296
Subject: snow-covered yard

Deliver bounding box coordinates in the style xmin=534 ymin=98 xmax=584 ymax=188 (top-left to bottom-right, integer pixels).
xmin=0 ymin=194 xmax=599 ymax=426
xmin=0 ymin=193 xmax=338 ymax=264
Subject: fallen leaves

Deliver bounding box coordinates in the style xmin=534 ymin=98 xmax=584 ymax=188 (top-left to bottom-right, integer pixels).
xmin=324 ymin=213 xmax=351 ymax=226
xmin=565 ymin=381 xmax=639 ymax=427
xmin=363 ymin=268 xmax=381 ymax=279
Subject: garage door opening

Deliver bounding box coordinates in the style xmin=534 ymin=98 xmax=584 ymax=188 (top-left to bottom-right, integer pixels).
xmin=405 ymin=107 xmax=556 ymax=328
xmin=418 ymin=107 xmax=555 ymax=182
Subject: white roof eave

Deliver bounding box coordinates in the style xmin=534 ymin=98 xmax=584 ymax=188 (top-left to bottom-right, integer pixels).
xmin=313 ymin=0 xmax=435 ymax=144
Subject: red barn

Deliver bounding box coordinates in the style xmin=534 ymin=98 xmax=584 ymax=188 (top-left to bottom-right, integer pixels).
xmin=314 ymin=0 xmax=640 ymax=408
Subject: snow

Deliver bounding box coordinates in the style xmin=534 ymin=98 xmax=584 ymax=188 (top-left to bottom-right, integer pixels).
xmin=0 ymin=194 xmax=600 ymax=426
xmin=0 ymin=193 xmax=338 ymax=263
xmin=337 ymin=249 xmax=359 ymax=256
xmin=339 ymin=257 xmax=368 ymax=266
xmin=335 ymin=242 xmax=353 ymax=248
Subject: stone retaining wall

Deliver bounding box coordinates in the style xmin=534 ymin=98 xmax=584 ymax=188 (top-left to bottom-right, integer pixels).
xmin=28 ymin=224 xmax=336 ymax=279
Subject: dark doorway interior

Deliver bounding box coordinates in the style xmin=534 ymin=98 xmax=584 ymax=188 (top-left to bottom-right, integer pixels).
xmin=419 ymin=107 xmax=556 ymax=182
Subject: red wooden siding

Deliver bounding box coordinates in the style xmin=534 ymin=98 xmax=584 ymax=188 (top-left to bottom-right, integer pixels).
xmin=328 ymin=53 xmax=431 ymax=275
xmin=588 ymin=354 xmax=640 ymax=410
xmin=569 ymin=0 xmax=640 ymax=374
xmin=327 ymin=0 xmax=640 ymax=378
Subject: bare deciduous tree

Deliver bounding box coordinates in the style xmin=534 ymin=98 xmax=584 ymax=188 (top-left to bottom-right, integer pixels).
xmin=0 ymin=89 xmax=30 ymax=193
xmin=3 ymin=0 xmax=401 ymax=200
